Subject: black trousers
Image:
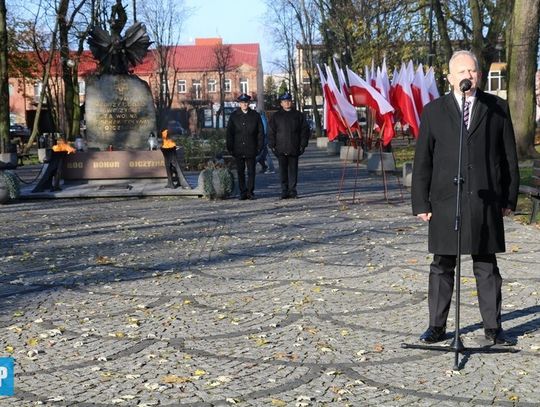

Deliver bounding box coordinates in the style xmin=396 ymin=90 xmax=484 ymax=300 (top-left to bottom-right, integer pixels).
xmin=428 ymin=254 xmax=502 ymax=330
xmin=277 ymin=155 xmax=299 ymax=196
xmin=235 ymin=156 xmax=256 ymax=197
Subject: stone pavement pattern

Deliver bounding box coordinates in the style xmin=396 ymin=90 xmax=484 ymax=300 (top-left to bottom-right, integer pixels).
xmin=1 ymin=142 xmax=539 ymax=406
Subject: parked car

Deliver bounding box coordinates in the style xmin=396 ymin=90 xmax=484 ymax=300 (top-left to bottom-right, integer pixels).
xmin=9 ymin=124 xmax=30 ymax=143
xmin=167 ymin=121 xmax=185 ymax=136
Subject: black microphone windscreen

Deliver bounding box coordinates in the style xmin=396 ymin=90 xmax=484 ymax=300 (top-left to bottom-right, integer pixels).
xmin=459 ymin=79 xmax=472 ymax=92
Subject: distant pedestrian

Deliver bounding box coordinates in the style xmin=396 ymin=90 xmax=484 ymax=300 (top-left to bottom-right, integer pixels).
xmin=256 ymin=112 xmax=276 ymax=174
xmin=268 ymin=92 xmax=310 ymax=199
xmin=226 ymin=93 xmax=264 ymax=200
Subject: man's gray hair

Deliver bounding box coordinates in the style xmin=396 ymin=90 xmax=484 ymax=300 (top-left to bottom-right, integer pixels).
xmin=449 ymin=50 xmax=480 ymax=71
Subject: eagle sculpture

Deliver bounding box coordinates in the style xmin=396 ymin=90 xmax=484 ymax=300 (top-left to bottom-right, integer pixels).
xmin=87 ymin=0 xmax=152 ymax=74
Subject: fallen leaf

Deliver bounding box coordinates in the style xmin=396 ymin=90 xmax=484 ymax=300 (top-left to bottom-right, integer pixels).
xmin=162 ymin=375 xmax=192 ymax=384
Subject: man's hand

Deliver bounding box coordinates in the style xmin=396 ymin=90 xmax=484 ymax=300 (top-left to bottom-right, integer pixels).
xmin=417 ymin=213 xmax=432 ymax=222
xmin=502 ymin=208 xmax=512 ymax=217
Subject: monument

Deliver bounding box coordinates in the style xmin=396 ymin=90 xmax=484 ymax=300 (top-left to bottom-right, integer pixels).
xmin=85 ymin=0 xmax=154 ymax=150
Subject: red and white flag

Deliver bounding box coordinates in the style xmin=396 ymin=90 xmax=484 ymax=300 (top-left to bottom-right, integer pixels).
xmin=392 ymin=65 xmax=420 ymax=138
xmin=347 ymin=67 xmax=395 ymax=146
xmin=411 ymin=63 xmax=431 ymax=116
xmin=317 ymin=64 xmax=358 ymax=140
xmin=333 ymin=58 xmax=350 ymax=99
xmin=425 ymin=66 xmax=440 ymax=101
xmin=325 ymin=65 xmax=358 ymax=128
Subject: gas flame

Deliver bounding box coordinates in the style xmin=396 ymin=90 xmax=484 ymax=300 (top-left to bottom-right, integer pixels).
xmin=161 ymin=129 xmax=176 ymax=149
xmin=52 ymin=138 xmax=76 ymax=154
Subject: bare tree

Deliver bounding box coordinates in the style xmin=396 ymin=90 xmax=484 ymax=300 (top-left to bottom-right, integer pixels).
xmin=140 ymin=0 xmax=188 ymax=132
xmin=57 ymin=0 xmax=89 ymax=140
xmin=213 ymin=43 xmax=232 ymax=128
xmin=264 ymin=0 xmax=299 ymax=103
xmin=285 ymin=0 xmax=323 ymax=137
xmin=507 ymin=0 xmax=540 ymax=158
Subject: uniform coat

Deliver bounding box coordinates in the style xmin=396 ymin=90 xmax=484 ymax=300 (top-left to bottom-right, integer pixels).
xmin=268 ymin=109 xmax=310 ymax=156
xmin=411 ymin=90 xmax=519 ymax=255
xmin=226 ymin=109 xmax=263 ymax=158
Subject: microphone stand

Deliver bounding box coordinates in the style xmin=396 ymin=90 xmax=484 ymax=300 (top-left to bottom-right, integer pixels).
xmin=401 ymin=82 xmax=518 ymax=370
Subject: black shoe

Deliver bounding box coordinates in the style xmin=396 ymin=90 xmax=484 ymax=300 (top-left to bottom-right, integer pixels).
xmin=239 ymin=194 xmax=247 ymax=200
xmin=419 ymin=326 xmax=446 ymax=343
xmin=484 ymin=328 xmax=516 ymax=346
xmin=280 ymin=193 xmax=289 ymax=200
xmin=247 ymin=193 xmax=256 ymax=200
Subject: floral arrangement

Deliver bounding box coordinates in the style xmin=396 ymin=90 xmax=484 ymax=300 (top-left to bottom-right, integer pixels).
xmin=1 ymin=170 xmax=21 ymax=202
xmin=199 ymin=159 xmax=234 ymax=200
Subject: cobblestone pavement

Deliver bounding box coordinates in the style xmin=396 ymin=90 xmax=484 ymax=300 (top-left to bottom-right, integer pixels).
xmin=1 ymin=142 xmax=539 ymax=406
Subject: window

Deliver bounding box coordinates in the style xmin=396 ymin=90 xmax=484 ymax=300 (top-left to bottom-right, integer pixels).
xmin=78 ymin=80 xmax=85 ymax=96
xmin=8 ymin=83 xmax=13 ymax=95
xmin=177 ymin=80 xmax=186 ymax=93
xmin=302 ymin=76 xmax=310 ymax=94
xmin=208 ymin=79 xmax=217 ymax=93
xmin=192 ymin=80 xmax=201 ymax=99
xmin=34 ymin=81 xmax=43 ymax=103
xmin=224 ymin=79 xmax=232 ymax=93
xmin=487 ymin=70 xmax=506 ymax=92
xmin=240 ymin=78 xmax=248 ymax=94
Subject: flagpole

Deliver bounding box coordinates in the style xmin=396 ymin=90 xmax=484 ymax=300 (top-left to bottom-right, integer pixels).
xmin=376 ymin=119 xmax=389 ymax=202
xmin=331 ymin=100 xmax=360 ymax=202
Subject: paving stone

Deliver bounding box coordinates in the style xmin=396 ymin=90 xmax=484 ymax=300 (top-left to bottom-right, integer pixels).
xmin=1 ymin=141 xmax=539 ymax=406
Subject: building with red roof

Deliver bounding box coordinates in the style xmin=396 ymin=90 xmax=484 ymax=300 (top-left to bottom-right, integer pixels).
xmin=8 ymin=38 xmax=263 ymax=132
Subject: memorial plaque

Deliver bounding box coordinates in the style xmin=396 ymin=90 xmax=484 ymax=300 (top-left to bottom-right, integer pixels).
xmin=85 ymin=74 xmax=156 ymax=150
xmin=61 ymin=150 xmax=185 ymax=180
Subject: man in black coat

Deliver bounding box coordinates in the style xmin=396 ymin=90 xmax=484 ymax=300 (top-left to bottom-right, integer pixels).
xmin=226 ymin=93 xmax=264 ymax=200
xmin=268 ymin=92 xmax=310 ymax=199
xmin=411 ymin=50 xmax=519 ymax=345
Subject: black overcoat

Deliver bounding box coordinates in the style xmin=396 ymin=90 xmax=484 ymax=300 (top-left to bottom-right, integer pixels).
xmin=268 ymin=109 xmax=310 ymax=156
xmin=411 ymin=90 xmax=519 ymax=255
xmin=226 ymin=109 xmax=263 ymax=158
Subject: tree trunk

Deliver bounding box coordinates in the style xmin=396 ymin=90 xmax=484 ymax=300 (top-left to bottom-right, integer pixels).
xmin=433 ymin=0 xmax=453 ymax=64
xmin=507 ymin=0 xmax=540 ymax=159
xmin=0 ymin=0 xmax=9 ymax=154
xmin=24 ymin=20 xmax=59 ymax=154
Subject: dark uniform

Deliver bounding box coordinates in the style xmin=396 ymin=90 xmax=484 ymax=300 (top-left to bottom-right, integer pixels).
xmin=268 ymin=93 xmax=310 ymax=199
xmin=226 ymin=94 xmax=263 ymax=199
xmin=412 ymin=84 xmax=519 ymax=343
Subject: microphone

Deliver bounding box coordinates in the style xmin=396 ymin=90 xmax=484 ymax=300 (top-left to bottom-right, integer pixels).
xmin=459 ymin=79 xmax=472 ymax=92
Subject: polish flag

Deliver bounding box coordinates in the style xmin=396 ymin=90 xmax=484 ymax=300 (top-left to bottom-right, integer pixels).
xmin=411 ymin=64 xmax=431 ymax=116
xmin=425 ymin=66 xmax=440 ymax=101
xmin=325 ymin=65 xmax=358 ymax=129
xmin=347 ymin=67 xmax=396 ymax=146
xmin=333 ymin=58 xmax=350 ymax=99
xmin=392 ymin=66 xmax=420 ymax=138
xmin=317 ymin=64 xmax=357 ymax=140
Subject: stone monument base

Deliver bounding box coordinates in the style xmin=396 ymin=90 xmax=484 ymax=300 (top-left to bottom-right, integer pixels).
xmin=62 ymin=149 xmax=185 ymax=180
